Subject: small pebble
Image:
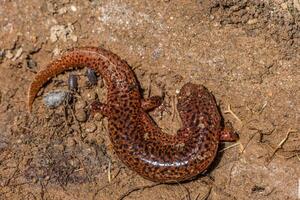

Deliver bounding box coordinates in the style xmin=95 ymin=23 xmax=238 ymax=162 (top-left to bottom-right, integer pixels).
xmin=75 ymin=109 xmax=87 ymax=122
xmin=99 ymin=137 xmax=105 ymax=144
xmin=43 ymin=91 xmax=67 ymax=108
xmin=0 ymin=50 xmax=5 ymax=63
xmin=53 ymin=144 xmax=64 ymax=151
xmin=247 ymin=18 xmax=258 ymax=25
xmin=93 ymin=112 xmax=104 ymax=121
xmin=281 ymin=2 xmax=288 ymax=10
xmin=85 ymin=122 xmax=97 ymax=133
xmin=32 ymin=178 xmax=38 ymax=184
xmin=0 ymin=141 xmax=8 ymax=150
xmin=5 ymin=50 xmax=13 ymax=59
xmin=66 ymin=137 xmax=77 ymax=148
xmin=152 ymin=47 xmax=162 ymax=60
xmin=12 ymin=48 xmax=23 ymax=61
xmin=75 ymin=100 xmax=87 ymax=110
xmin=70 ymin=5 xmax=77 ymax=12
xmin=295 ymin=0 xmax=300 ymax=11
xmin=26 ymin=58 xmax=37 ymax=69
xmin=58 ymin=7 xmax=67 ymax=15
xmin=82 ymin=90 xmax=98 ymax=101
xmin=52 ymin=47 xmax=61 ymax=56
xmin=70 ymin=124 xmax=81 ymax=133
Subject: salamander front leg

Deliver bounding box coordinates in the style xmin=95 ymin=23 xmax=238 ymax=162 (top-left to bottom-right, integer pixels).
xmin=141 ymin=96 xmax=163 ymax=111
xmin=219 ymin=123 xmax=239 ymax=142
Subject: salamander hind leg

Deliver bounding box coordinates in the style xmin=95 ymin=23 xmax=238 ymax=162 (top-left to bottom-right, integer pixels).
xmin=90 ymin=101 xmax=110 ymax=117
xmin=141 ymin=96 xmax=163 ymax=111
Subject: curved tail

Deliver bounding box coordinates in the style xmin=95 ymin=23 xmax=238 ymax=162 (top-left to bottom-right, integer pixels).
xmin=28 ymin=47 xmax=134 ymax=112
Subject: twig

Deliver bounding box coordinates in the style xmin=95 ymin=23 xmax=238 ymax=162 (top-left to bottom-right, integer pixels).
xmin=266 ymin=128 xmax=297 ymax=165
xmin=73 ymin=168 xmax=83 ymax=173
xmin=92 ymin=180 xmax=118 ymax=200
xmin=199 ymin=187 xmax=212 ymax=200
xmin=258 ymin=101 xmax=268 ymax=114
xmin=20 ymin=125 xmax=33 ymax=132
xmin=67 ymin=103 xmax=84 ymax=139
xmin=177 ymin=182 xmax=191 ymax=200
xmin=108 ymin=160 xmax=111 ymax=183
xmin=25 ymin=192 xmax=37 ymax=200
xmin=219 ymin=142 xmax=240 ymax=153
xmin=147 ymin=74 xmax=153 ymax=98
xmin=40 ymin=180 xmax=48 ymax=200
xmin=258 ymin=128 xmax=276 ymax=143
xmin=224 ymin=105 xmax=242 ymax=124
xmin=3 ymin=155 xmax=22 ymax=187
xmin=226 ymin=164 xmax=235 ymax=186
xmin=117 ymin=183 xmax=162 ymax=200
xmin=171 ymin=95 xmax=177 ymax=122
xmin=132 ymin=63 xmax=142 ymax=70
xmin=240 ymin=132 xmax=258 ymax=153
xmin=112 ymin=167 xmax=123 ymax=180
xmin=194 ymin=193 xmax=201 ymax=200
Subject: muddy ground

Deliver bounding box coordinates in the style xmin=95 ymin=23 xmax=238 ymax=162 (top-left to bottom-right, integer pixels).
xmin=0 ymin=0 xmax=299 ymax=199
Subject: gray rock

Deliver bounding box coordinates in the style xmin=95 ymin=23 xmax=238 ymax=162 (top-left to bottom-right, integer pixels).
xmin=43 ymin=91 xmax=68 ymax=108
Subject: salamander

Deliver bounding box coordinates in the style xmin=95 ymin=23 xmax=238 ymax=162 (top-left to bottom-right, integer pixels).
xmin=28 ymin=47 xmax=238 ymax=182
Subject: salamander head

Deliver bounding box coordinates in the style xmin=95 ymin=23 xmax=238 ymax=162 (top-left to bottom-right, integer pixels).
xmin=177 ymin=83 xmax=205 ymax=107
